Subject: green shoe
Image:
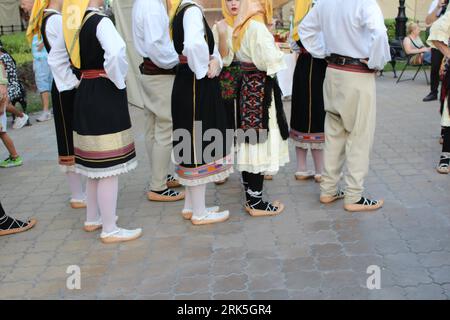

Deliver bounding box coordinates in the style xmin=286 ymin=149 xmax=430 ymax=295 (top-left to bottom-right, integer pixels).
xmin=0 ymin=156 xmax=23 ymax=168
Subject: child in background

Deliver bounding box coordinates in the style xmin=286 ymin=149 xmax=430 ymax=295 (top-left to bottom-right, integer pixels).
xmin=0 ymin=39 xmax=29 ymax=129
xmin=0 ymin=61 xmax=23 ymax=168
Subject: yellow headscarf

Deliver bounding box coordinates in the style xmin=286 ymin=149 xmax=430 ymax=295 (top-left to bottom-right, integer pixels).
xmin=167 ymin=0 xmax=182 ymax=38
xmin=291 ymin=0 xmax=312 ymax=42
xmin=26 ymin=0 xmax=49 ymax=44
xmin=62 ymin=0 xmax=89 ymax=69
xmin=221 ymin=0 xmax=236 ymax=27
xmin=167 ymin=0 xmax=182 ymax=21
xmin=232 ymin=0 xmax=272 ymax=52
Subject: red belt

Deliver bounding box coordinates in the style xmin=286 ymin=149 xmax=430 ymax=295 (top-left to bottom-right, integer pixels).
xmin=299 ymin=47 xmax=309 ymax=55
xmin=178 ymin=55 xmax=213 ymax=65
xmin=328 ymin=63 xmax=375 ymax=74
xmin=141 ymin=58 xmax=176 ymax=75
xmin=240 ymin=62 xmax=258 ymax=72
xmin=81 ymin=69 xmax=107 ymax=79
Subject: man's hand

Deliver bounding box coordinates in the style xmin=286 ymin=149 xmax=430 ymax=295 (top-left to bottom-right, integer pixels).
xmin=207 ymin=58 xmax=221 ymax=79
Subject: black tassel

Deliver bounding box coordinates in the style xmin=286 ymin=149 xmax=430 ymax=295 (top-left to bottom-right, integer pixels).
xmin=273 ymin=77 xmax=290 ymax=140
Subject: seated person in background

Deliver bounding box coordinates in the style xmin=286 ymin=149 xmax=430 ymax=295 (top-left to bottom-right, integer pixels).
xmin=403 ymin=22 xmax=432 ymax=65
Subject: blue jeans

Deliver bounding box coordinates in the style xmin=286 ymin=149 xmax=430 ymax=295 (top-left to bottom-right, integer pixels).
xmin=424 ymin=51 xmax=432 ymax=65
xmin=33 ymin=58 xmax=53 ymax=93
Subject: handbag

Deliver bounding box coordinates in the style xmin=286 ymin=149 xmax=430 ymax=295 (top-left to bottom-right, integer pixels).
xmin=410 ymin=53 xmax=423 ymax=66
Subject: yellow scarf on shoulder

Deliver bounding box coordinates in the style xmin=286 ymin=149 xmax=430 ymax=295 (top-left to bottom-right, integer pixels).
xmin=291 ymin=0 xmax=312 ymax=42
xmin=26 ymin=0 xmax=49 ymax=44
xmin=62 ymin=0 xmax=90 ymax=69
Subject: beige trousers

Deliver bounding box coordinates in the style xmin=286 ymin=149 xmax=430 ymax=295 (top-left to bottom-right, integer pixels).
xmin=140 ymin=74 xmax=175 ymax=191
xmin=320 ymin=67 xmax=376 ymax=204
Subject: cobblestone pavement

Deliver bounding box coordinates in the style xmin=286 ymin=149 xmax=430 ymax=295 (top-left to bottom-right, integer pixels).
xmin=0 ymin=71 xmax=449 ymax=300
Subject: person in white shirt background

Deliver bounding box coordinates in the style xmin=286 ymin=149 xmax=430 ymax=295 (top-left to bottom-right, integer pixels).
xmin=132 ymin=0 xmax=185 ymax=203
xmin=423 ymin=0 xmax=448 ymax=102
xmin=300 ymin=0 xmax=391 ymax=212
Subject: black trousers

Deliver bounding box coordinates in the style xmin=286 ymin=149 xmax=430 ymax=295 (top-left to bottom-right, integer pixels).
xmin=443 ymin=127 xmax=450 ymax=153
xmin=431 ymin=48 xmax=444 ymax=94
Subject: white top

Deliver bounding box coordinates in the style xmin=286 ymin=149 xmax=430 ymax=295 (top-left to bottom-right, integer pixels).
xmin=428 ymin=0 xmax=443 ymax=15
xmin=299 ymin=0 xmax=391 ymax=70
xmin=132 ymin=0 xmax=178 ymax=69
xmin=181 ymin=0 xmax=222 ymax=79
xmin=46 ymin=10 xmax=79 ymax=92
xmin=235 ymin=20 xmax=286 ymax=77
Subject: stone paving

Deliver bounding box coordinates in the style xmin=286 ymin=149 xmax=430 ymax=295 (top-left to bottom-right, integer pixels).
xmin=0 ymin=71 xmax=449 ymax=300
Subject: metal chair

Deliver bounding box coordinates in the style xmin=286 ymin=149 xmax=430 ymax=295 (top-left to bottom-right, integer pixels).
xmin=396 ymin=41 xmax=430 ymax=85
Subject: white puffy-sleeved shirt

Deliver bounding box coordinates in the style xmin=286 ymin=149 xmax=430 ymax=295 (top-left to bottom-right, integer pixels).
xmin=427 ymin=9 xmax=450 ymax=47
xmin=212 ymin=23 xmax=234 ymax=67
xmin=235 ymin=20 xmax=286 ymax=77
xmin=132 ymin=0 xmax=179 ymax=69
xmin=299 ymin=0 xmax=391 ymax=71
xmin=94 ymin=10 xmax=129 ymax=90
xmin=46 ymin=10 xmax=79 ymax=92
xmin=181 ymin=0 xmax=222 ymax=79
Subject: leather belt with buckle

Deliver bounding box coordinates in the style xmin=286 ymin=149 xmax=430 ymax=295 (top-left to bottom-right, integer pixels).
xmin=327 ymin=54 xmax=367 ymax=67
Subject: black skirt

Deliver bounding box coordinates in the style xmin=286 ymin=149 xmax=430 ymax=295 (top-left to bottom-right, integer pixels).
xmin=171 ymin=64 xmax=233 ymax=186
xmin=290 ymin=51 xmax=327 ymax=148
xmin=72 ymin=77 xmax=137 ymax=178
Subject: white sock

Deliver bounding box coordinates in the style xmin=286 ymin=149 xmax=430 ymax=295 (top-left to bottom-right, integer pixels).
xmin=183 ymin=187 xmax=192 ymax=211
xmin=311 ymin=149 xmax=324 ymax=175
xmin=86 ymin=178 xmax=99 ymax=223
xmin=66 ymin=172 xmax=85 ymax=200
xmin=97 ymin=176 xmax=119 ymax=233
xmin=296 ymin=147 xmax=308 ymax=173
xmin=190 ymin=184 xmax=207 ymax=219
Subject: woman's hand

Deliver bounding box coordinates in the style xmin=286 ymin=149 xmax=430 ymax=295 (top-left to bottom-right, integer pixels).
xmin=216 ymin=19 xmax=230 ymax=59
xmin=216 ymin=19 xmax=228 ymax=37
xmin=207 ymin=58 xmax=221 ymax=78
xmin=422 ymin=47 xmax=431 ymax=53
